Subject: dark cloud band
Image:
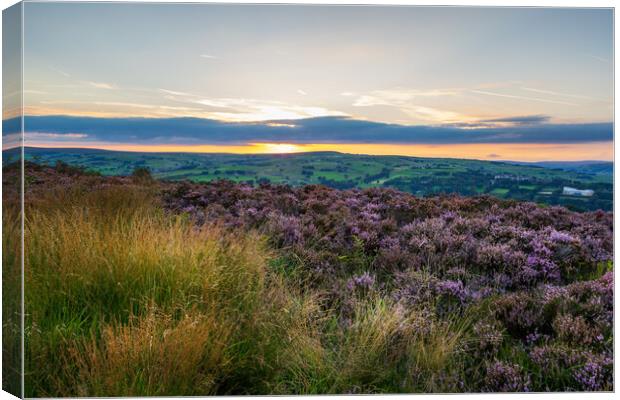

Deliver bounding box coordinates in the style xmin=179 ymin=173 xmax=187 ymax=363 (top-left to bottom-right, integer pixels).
xmin=5 ymin=115 xmax=614 ymax=145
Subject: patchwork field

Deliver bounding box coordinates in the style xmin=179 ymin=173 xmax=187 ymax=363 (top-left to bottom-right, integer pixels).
xmin=8 ymin=147 xmax=614 ymax=211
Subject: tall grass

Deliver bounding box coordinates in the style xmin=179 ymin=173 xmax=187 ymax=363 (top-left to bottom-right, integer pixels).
xmin=24 ymin=185 xmax=274 ymax=396
xmin=23 ymin=182 xmax=475 ymax=396
xmin=2 ymin=196 xmax=22 ymax=396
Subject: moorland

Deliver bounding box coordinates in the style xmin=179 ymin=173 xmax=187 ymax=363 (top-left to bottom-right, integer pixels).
xmin=2 ymin=159 xmax=613 ymax=396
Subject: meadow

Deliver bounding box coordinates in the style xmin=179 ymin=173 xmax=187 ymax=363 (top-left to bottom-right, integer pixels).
xmin=12 ymin=147 xmax=614 ymax=211
xmin=3 ymin=161 xmax=613 ymax=396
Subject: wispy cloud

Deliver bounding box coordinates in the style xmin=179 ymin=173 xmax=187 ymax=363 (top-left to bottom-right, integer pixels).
xmin=351 ymin=88 xmax=470 ymax=124
xmin=297 ymin=89 xmax=307 ymax=96
xmin=479 ymin=115 xmax=550 ymax=126
xmin=583 ymin=53 xmax=609 ymax=63
xmin=203 ymin=102 xmax=347 ymax=122
xmin=85 ymin=81 xmax=117 ymax=90
xmin=49 ymin=66 xmax=70 ymax=77
xmin=521 ymin=87 xmax=597 ymax=101
xmin=470 ymin=90 xmax=577 ymax=106
xmin=353 ymin=88 xmax=459 ymax=107
xmin=158 ymin=88 xmax=197 ymax=97
xmin=403 ymin=106 xmax=467 ymax=124
xmin=26 ymin=132 xmax=88 ymax=139
xmin=92 ymin=101 xmax=202 ymax=112
xmin=442 ymin=114 xmax=551 ymax=129
xmin=23 ymin=89 xmax=48 ymax=95
xmin=200 ymin=54 xmax=218 ymax=59
xmin=158 ymin=89 xmax=347 ymax=122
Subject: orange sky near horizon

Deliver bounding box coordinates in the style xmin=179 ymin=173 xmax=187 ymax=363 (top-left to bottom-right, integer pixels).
xmin=23 ymin=141 xmax=614 ymax=162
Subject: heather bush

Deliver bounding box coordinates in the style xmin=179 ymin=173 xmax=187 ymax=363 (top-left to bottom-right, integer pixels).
xmin=484 ymin=361 xmax=531 ymax=392
xmin=161 ymin=179 xmax=613 ymax=392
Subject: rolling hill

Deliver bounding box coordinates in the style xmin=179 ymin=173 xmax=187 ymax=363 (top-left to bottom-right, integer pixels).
xmin=3 ymin=147 xmax=613 ymax=211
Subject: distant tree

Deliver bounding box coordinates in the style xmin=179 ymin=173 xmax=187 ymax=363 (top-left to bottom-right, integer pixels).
xmin=257 ymin=177 xmax=271 ymax=185
xmin=54 ymin=160 xmax=70 ymax=173
xmin=51 ymin=160 xmax=100 ymax=176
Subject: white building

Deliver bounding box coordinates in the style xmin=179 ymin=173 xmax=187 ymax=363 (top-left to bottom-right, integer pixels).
xmin=563 ymin=187 xmax=594 ymax=197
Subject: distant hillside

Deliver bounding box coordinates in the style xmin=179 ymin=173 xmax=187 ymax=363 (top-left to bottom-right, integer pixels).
xmin=3 ymin=147 xmax=613 ymax=211
xmin=510 ymin=160 xmax=613 ymax=176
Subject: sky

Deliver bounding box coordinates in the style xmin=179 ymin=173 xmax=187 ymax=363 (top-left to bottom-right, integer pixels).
xmin=2 ymin=3 xmax=614 ymax=161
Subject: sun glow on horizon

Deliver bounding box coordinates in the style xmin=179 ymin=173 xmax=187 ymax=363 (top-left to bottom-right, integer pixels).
xmin=21 ymin=141 xmax=613 ymax=162
xmin=257 ymin=143 xmax=306 ymax=153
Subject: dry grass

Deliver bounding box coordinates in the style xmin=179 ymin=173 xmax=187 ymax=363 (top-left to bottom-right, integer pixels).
xmin=2 ymin=197 xmax=22 ymax=396
xmin=22 ymin=180 xmax=475 ymax=396
xmin=65 ymin=309 xmax=233 ymax=396
xmin=24 ymin=184 xmax=284 ymax=396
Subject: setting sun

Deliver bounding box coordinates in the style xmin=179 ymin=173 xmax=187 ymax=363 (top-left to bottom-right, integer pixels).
xmin=256 ymin=143 xmax=306 ymax=154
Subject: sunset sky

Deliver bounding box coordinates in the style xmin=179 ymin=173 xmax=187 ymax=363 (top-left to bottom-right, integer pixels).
xmin=3 ymin=3 xmax=614 ymax=161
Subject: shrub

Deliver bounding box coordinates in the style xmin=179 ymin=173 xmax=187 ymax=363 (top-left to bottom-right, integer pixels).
xmin=131 ymin=166 xmax=153 ymax=184
xmin=484 ymin=361 xmax=531 ymax=392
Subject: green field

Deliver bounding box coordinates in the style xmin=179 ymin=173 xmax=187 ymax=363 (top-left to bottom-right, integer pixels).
xmin=7 ymin=147 xmax=613 ymax=211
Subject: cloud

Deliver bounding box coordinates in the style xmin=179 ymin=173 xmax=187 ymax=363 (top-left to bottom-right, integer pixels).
xmin=85 ymin=81 xmax=116 ymax=90
xmin=26 ymin=132 xmax=88 ymax=139
xmin=440 ymin=115 xmax=550 ymax=129
xmin=92 ymin=101 xmax=202 ymax=112
xmin=403 ymin=106 xmax=466 ymax=124
xmin=583 ymin=53 xmax=609 ymax=63
xmin=520 ymin=87 xmax=597 ymax=101
xmin=158 ymin=88 xmax=196 ymax=97
xmin=352 ymin=88 xmax=459 ymax=107
xmin=200 ymin=54 xmax=218 ymax=59
xmin=25 ymin=83 xmax=349 ymax=122
xmin=49 ymin=66 xmax=70 ymax=77
xmin=159 ymin=89 xmax=348 ymax=122
xmin=203 ymin=104 xmax=347 ymax=122
xmin=350 ymin=88 xmax=470 ymax=124
xmin=297 ymin=89 xmax=307 ymax=96
xmin=23 ymin=89 xmax=48 ymax=95
xmin=471 ymin=90 xmax=577 ymax=106
xmin=16 ymin=115 xmax=613 ymax=146
xmin=479 ymin=115 xmax=550 ymax=126
xmin=487 ymin=153 xmax=501 ymax=158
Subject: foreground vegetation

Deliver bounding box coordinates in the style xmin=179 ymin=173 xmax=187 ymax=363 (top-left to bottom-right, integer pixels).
xmin=4 ymin=162 xmax=613 ymax=395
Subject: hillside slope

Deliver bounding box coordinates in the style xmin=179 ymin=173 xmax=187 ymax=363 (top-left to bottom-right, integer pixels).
xmin=6 ymin=147 xmax=614 ymax=211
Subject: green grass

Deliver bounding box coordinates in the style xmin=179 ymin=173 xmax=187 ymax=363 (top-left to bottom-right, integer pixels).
xmin=2 ymin=196 xmax=22 ymax=396
xmin=23 ymin=185 xmax=281 ymax=396
xmin=16 ymin=147 xmax=612 ymax=211
xmin=19 ymin=180 xmax=475 ymax=396
xmin=490 ymin=188 xmax=509 ymax=196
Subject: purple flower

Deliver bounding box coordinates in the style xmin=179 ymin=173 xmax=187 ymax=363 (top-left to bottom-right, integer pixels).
xmin=574 ymin=361 xmax=604 ymax=391
xmin=346 ymin=272 xmax=376 ymax=292
xmin=484 ymin=361 xmax=531 ymax=392
xmin=549 ymin=229 xmax=575 ymax=244
xmin=436 ymin=280 xmax=469 ymax=302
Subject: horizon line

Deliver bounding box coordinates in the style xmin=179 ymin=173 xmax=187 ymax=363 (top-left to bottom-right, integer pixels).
xmin=4 ymin=145 xmax=613 ymax=164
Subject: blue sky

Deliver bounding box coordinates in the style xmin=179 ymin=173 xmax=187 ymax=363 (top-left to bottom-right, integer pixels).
xmin=3 ymin=3 xmax=615 ymax=160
